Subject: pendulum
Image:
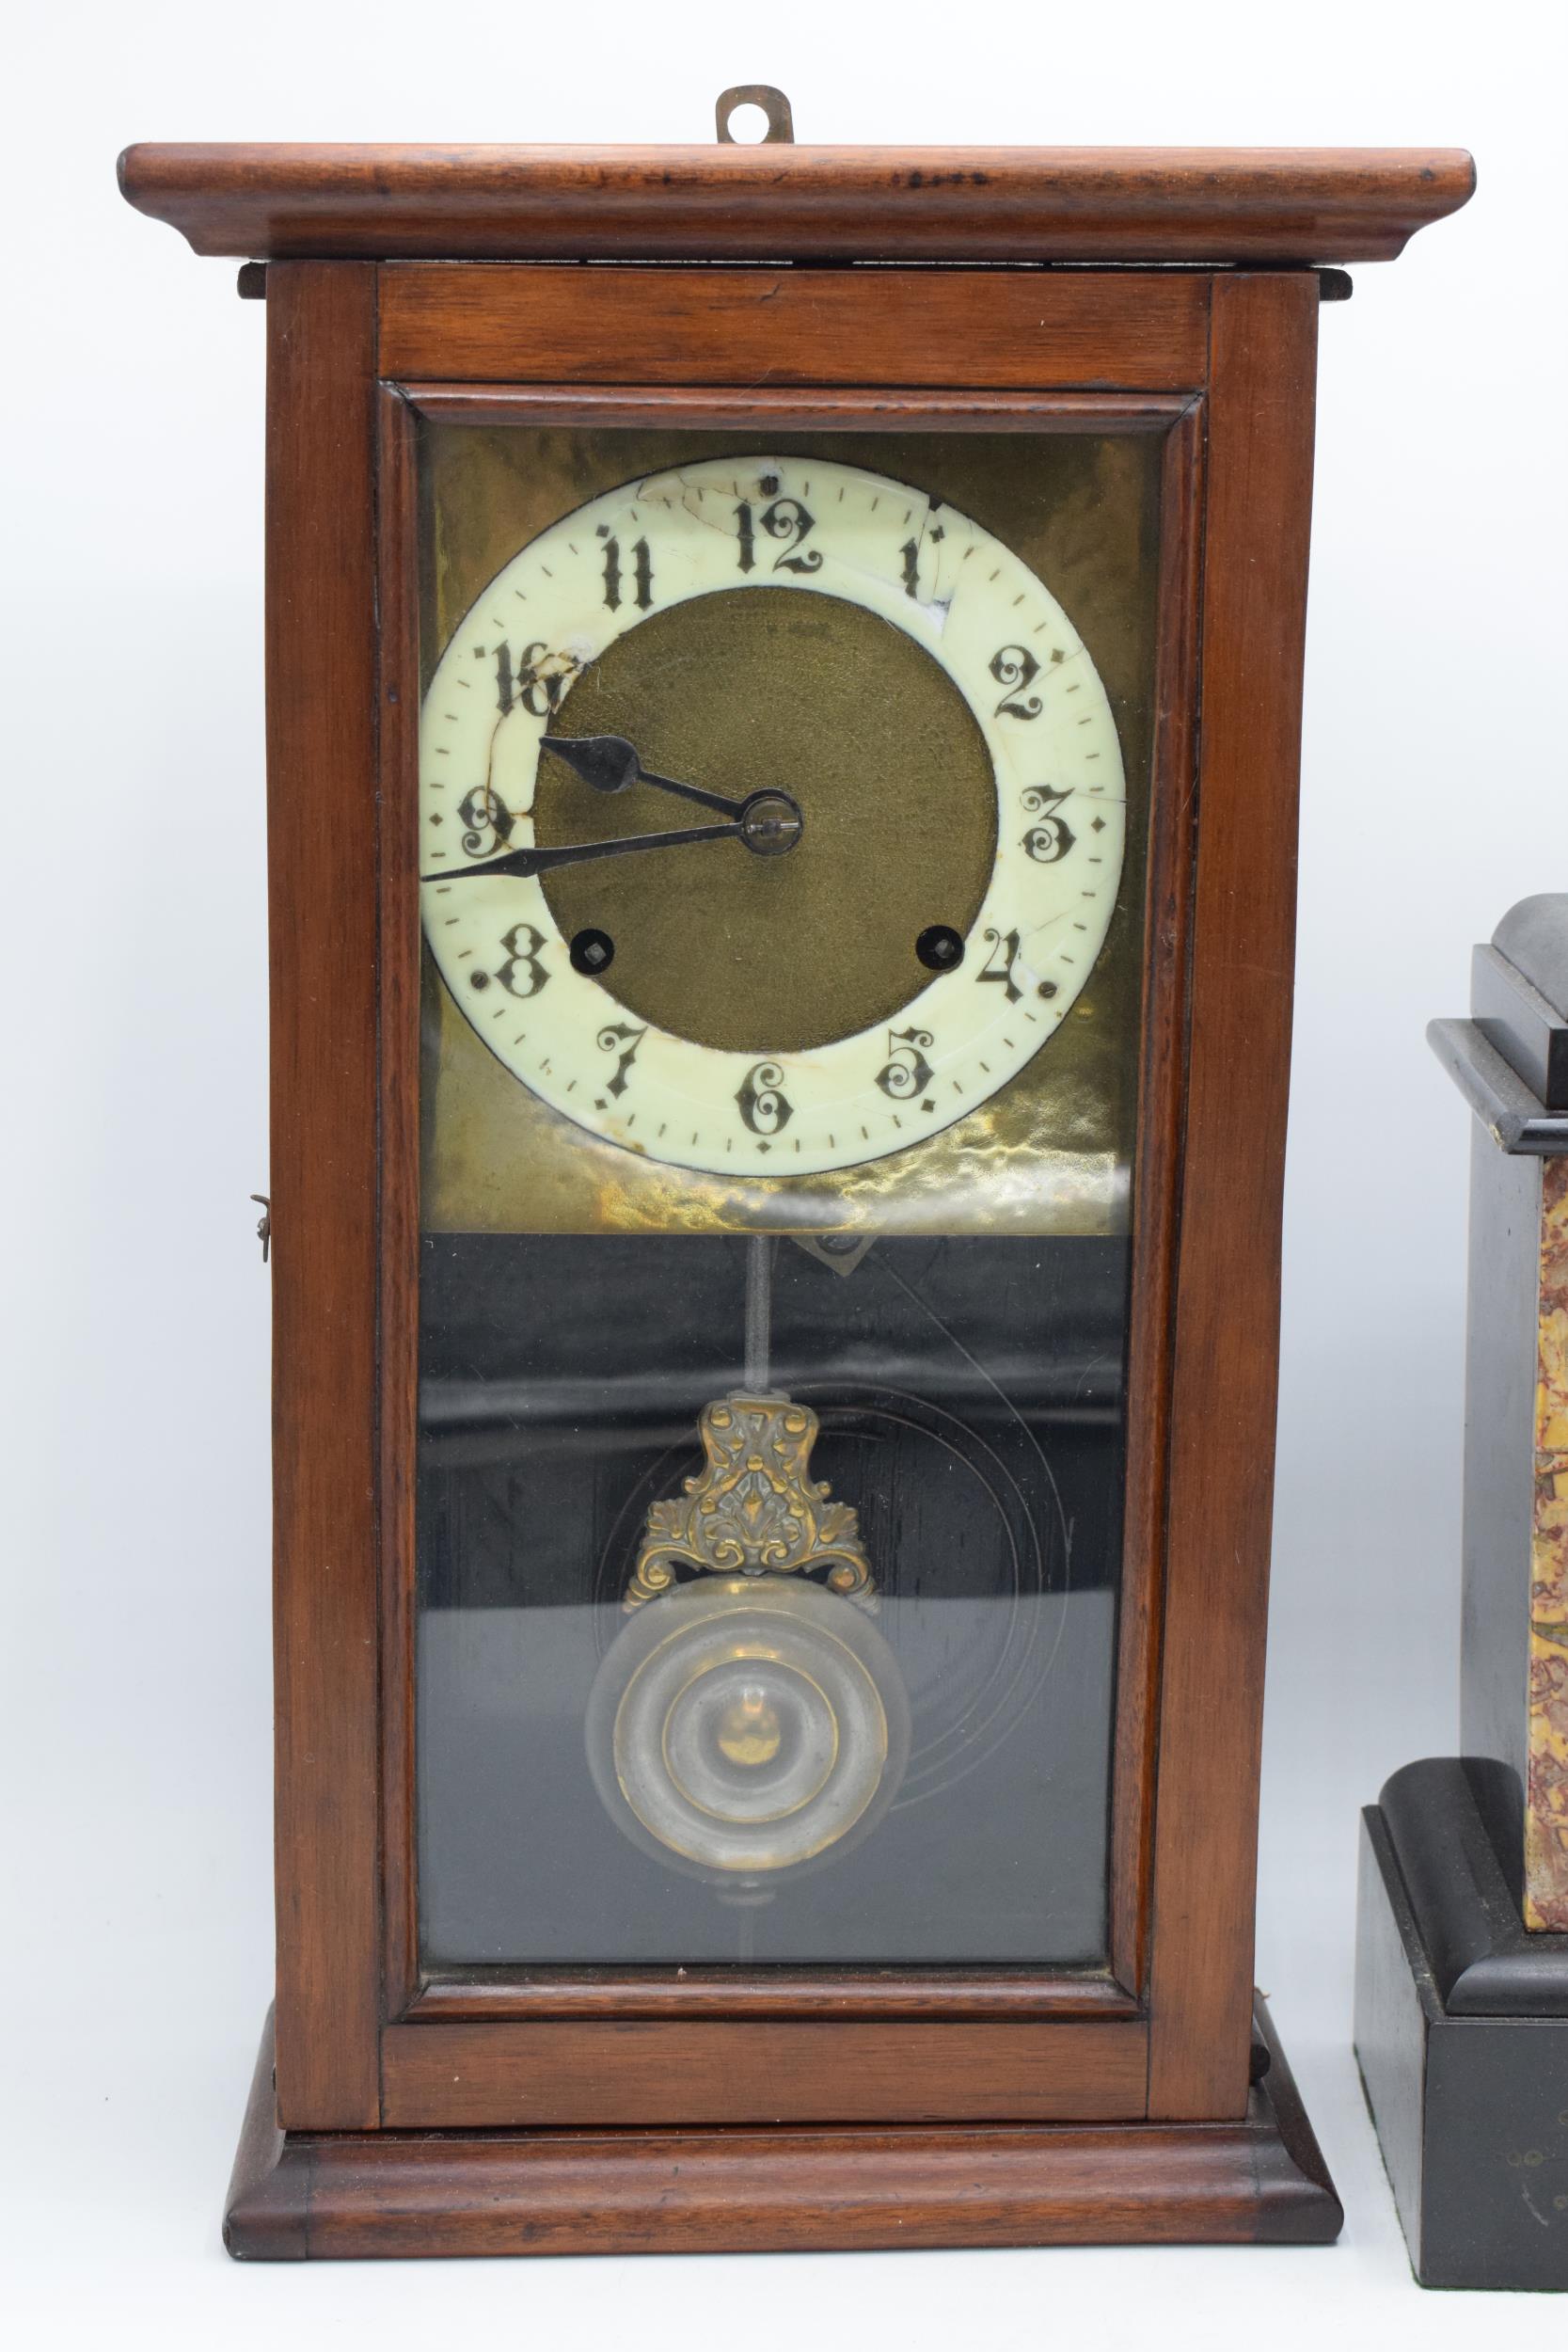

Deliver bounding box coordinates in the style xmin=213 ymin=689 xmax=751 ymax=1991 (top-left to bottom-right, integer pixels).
xmin=585 ymin=1236 xmax=911 ymax=1903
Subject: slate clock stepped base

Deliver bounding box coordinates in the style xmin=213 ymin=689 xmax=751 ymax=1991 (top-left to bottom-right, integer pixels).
xmin=1355 ymin=1762 xmax=1568 ymax=2292
xmin=226 ymin=1997 xmax=1340 ymax=2260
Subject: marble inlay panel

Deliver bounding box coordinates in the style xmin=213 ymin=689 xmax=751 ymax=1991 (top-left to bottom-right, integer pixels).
xmin=1527 ymin=1152 xmax=1568 ymax=1930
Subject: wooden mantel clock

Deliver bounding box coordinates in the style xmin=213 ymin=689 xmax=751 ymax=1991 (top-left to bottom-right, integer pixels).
xmin=120 ymin=98 xmax=1472 ymax=2260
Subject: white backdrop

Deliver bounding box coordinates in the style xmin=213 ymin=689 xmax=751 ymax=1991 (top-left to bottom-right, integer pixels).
xmin=4 ymin=2 xmax=1563 ymax=2341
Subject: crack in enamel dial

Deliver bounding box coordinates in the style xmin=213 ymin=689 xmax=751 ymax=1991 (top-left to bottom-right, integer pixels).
xmin=420 ymin=453 xmax=1126 ymax=1180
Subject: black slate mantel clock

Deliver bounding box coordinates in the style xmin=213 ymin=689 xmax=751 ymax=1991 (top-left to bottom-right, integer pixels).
xmin=119 ymin=99 xmax=1473 ymax=2259
xmin=1357 ymin=897 xmax=1568 ymax=2293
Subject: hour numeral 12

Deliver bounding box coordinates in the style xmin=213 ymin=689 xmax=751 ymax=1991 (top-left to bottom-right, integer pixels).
xmin=734 ymin=498 xmax=821 ymax=577
xmin=599 ymin=529 xmax=654 ymax=612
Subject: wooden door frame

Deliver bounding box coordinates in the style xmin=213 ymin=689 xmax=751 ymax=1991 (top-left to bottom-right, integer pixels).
xmin=264 ymin=261 xmax=1316 ymax=2133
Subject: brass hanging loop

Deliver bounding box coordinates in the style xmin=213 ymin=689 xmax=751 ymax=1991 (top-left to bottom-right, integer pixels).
xmin=715 ymin=86 xmax=795 ymax=144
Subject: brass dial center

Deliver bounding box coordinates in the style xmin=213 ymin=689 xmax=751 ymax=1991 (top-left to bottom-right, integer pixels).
xmin=533 ymin=588 xmax=994 ymax=1056
xmin=738 ymin=790 xmax=803 ymax=858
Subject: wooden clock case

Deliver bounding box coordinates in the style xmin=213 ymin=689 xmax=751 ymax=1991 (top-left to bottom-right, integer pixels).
xmin=119 ymin=135 xmax=1474 ymax=2260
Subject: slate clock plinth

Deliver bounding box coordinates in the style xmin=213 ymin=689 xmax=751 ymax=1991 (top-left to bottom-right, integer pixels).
xmin=1357 ymin=1764 xmax=1568 ymax=2292
xmin=1356 ymin=898 xmax=1568 ymax=2291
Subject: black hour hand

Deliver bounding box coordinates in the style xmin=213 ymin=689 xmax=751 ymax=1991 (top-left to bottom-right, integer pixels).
xmin=541 ymin=734 xmax=745 ymax=819
xmin=540 ymin=733 xmax=641 ymax=793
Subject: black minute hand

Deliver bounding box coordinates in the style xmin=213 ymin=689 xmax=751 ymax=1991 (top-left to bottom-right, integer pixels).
xmin=422 ymin=820 xmax=741 ymax=885
xmin=540 ymin=733 xmax=746 ymax=818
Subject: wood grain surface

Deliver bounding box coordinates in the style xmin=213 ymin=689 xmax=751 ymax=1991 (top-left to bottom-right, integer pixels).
xmin=377 ymin=263 xmax=1212 ymax=390
xmin=379 ymin=2017 xmax=1149 ymax=2129
xmin=119 ymin=141 xmax=1474 ymax=264
xmin=264 ymin=263 xmax=384 ymax=2130
xmin=225 ymin=2000 xmax=1341 ymax=2258
xmin=1145 ymin=273 xmax=1322 ymax=2119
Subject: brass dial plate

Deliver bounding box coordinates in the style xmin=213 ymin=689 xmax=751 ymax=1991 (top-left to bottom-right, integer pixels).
xmin=419 ymin=423 xmax=1159 ymax=1235
xmin=537 ymin=589 xmax=995 ymax=1057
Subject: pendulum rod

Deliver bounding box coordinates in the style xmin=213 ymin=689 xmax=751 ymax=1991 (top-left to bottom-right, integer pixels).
xmin=744 ymin=1233 xmax=775 ymax=1391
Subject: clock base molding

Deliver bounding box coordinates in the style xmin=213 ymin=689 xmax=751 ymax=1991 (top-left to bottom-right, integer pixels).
xmin=224 ymin=1997 xmax=1340 ymax=2260
xmin=1354 ymin=1765 xmax=1568 ymax=2291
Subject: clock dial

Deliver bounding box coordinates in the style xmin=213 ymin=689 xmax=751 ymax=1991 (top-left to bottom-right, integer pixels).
xmin=420 ymin=454 xmax=1125 ymax=1179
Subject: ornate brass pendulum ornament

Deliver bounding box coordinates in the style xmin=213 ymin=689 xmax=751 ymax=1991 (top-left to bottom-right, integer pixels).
xmin=586 ymin=1238 xmax=909 ymax=1882
xmin=624 ymin=1391 xmax=876 ymax=1613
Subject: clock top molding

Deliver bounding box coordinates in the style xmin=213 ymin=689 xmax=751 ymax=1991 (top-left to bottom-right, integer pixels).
xmin=118 ymin=140 xmax=1474 ymax=266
